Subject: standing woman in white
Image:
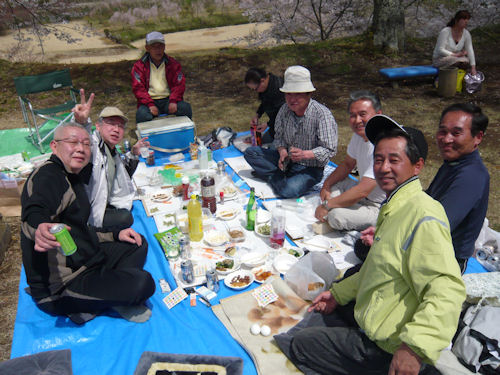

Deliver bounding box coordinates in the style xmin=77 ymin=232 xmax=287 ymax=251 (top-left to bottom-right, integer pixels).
xmin=432 ymin=10 xmax=477 ymax=76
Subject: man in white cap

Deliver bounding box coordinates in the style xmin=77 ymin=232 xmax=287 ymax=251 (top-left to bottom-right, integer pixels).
xmin=72 ymin=90 xmax=148 ymax=231
xmin=131 ymin=31 xmax=192 ymax=123
xmin=244 ymin=65 xmax=337 ymax=198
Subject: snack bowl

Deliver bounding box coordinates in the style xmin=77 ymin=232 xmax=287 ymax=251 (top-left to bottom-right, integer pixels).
xmin=255 ymin=223 xmax=271 ymax=238
xmin=224 ymin=270 xmax=254 ymax=290
xmin=204 ymin=230 xmax=229 ymax=247
xmin=227 ymin=226 xmax=246 ymax=243
xmin=285 ymin=247 xmax=304 ymax=259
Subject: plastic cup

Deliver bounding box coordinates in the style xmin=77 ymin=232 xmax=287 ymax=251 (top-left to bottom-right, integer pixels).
xmin=139 ymin=146 xmax=149 ymax=158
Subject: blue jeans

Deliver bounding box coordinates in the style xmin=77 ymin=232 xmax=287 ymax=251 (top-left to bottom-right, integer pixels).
xmin=244 ymin=146 xmax=323 ymax=198
xmin=136 ymin=97 xmax=192 ymax=123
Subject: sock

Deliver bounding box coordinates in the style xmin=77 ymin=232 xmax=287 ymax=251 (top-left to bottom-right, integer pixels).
xmin=113 ymin=304 xmax=152 ymax=323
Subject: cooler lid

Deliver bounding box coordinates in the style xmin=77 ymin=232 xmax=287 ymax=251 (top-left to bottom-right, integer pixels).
xmin=137 ymin=116 xmax=194 ymax=136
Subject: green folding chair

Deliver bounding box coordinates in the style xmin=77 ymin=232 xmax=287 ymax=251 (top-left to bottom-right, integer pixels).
xmin=14 ymin=69 xmax=79 ymax=153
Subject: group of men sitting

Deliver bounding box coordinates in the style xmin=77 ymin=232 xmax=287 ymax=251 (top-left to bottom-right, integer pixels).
xmin=244 ymin=65 xmax=489 ymax=374
xmin=20 ymin=30 xmax=490 ymax=374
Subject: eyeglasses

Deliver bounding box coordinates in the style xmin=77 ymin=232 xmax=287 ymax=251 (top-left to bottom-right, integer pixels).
xmin=54 ymin=138 xmax=91 ymax=148
xmin=102 ymin=120 xmax=126 ymax=129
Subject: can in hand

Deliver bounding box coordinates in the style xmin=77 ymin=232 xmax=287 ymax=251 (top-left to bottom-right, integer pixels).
xmin=206 ymin=268 xmax=219 ymax=292
xmin=49 ymin=224 xmax=77 ymax=256
xmin=123 ymin=140 xmax=131 ymax=153
xmin=181 ymin=259 xmax=194 ymax=284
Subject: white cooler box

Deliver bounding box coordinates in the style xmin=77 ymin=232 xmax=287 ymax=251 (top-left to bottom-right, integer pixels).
xmin=137 ymin=116 xmax=195 ymax=155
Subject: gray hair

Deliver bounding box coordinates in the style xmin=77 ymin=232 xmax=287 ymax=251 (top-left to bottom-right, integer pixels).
xmin=347 ymin=90 xmax=382 ymax=113
xmin=54 ymin=122 xmax=90 ymax=139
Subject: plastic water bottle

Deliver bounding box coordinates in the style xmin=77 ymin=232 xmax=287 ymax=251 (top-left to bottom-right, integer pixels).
xmin=198 ymin=145 xmax=209 ymax=170
xmin=270 ymin=201 xmax=286 ymax=248
xmin=188 ymin=194 xmax=203 ymax=241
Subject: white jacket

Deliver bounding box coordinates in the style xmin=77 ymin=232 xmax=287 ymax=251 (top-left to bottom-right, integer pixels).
xmin=85 ymin=131 xmax=137 ymax=227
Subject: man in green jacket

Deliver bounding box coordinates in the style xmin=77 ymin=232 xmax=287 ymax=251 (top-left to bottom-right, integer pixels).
xmin=288 ymin=115 xmax=466 ymax=375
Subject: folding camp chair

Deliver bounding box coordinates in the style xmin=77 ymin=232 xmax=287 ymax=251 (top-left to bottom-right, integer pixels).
xmin=13 ymin=69 xmax=78 ymax=153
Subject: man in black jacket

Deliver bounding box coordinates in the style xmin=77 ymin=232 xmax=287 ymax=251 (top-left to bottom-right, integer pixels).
xmin=21 ymin=122 xmax=155 ymax=324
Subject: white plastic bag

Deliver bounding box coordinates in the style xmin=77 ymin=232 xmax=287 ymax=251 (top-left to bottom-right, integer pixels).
xmin=464 ymin=71 xmax=484 ymax=94
xmin=284 ymin=252 xmax=338 ymax=301
xmin=474 ymin=218 xmax=500 ymax=271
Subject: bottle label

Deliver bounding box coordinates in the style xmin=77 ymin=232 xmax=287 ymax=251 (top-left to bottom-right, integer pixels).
xmin=201 ymin=185 xmax=215 ymax=198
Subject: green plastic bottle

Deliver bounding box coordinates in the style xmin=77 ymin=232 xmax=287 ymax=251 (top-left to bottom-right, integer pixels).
xmin=246 ymin=187 xmax=256 ymax=230
xmin=188 ymin=194 xmax=203 ymax=241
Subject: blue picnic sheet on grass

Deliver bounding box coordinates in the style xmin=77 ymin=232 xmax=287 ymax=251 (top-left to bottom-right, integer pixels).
xmin=10 ymin=143 xmax=487 ymax=374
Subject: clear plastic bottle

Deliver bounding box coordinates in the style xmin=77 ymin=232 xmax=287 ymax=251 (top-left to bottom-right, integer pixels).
xmin=246 ymin=187 xmax=256 ymax=230
xmin=270 ymin=201 xmax=286 ymax=248
xmin=187 ymin=194 xmax=203 ymax=241
xmin=198 ymin=144 xmax=209 ymax=170
xmin=201 ymin=171 xmax=217 ymax=214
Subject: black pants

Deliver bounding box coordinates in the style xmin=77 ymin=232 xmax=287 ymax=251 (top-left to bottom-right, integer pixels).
xmin=284 ymin=306 xmax=440 ymax=375
xmin=38 ymin=238 xmax=155 ymax=320
xmin=101 ymin=206 xmax=134 ymax=233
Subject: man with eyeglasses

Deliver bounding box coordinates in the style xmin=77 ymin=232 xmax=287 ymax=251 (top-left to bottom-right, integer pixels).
xmin=72 ymin=90 xmax=148 ymax=231
xmin=21 ymin=122 xmax=155 ymax=324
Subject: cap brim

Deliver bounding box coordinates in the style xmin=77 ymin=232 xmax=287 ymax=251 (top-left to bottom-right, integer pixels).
xmin=365 ymin=114 xmax=405 ymax=144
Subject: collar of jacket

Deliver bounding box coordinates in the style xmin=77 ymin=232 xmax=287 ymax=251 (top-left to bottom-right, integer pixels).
xmin=379 ymin=176 xmax=422 ymax=214
xmin=445 ymin=148 xmax=480 ymax=167
xmin=140 ymin=52 xmax=169 ymax=65
xmin=95 ymin=131 xmax=116 ymax=157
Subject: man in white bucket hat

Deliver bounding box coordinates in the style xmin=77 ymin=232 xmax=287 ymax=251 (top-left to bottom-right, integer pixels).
xmin=244 ymin=65 xmax=337 ymax=198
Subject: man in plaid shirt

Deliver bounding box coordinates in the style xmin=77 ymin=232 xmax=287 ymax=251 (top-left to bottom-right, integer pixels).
xmin=244 ymin=65 xmax=337 ymax=198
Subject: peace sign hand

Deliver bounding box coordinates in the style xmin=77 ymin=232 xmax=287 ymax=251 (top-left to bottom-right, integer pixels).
xmin=72 ymin=88 xmax=95 ymax=125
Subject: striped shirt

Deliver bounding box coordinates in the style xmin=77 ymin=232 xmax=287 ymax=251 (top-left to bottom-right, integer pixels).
xmin=273 ymin=99 xmax=337 ymax=167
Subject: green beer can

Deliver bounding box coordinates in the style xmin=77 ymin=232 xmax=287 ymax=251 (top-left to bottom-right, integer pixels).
xmin=49 ymin=224 xmax=77 ymax=256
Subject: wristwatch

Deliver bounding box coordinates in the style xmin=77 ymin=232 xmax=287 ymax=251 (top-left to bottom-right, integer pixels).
xmin=322 ymin=199 xmax=330 ymax=210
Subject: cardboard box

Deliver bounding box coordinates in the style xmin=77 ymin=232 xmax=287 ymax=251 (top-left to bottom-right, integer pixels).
xmin=0 ymin=179 xmax=25 ymax=217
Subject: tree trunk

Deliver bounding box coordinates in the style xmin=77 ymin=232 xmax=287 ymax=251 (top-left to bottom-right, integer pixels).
xmin=372 ymin=0 xmax=405 ymax=52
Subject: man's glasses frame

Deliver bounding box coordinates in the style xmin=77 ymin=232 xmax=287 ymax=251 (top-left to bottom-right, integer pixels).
xmin=54 ymin=138 xmax=92 ymax=148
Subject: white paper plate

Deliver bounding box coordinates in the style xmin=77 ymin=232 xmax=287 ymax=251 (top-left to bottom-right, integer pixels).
xmin=251 ymin=265 xmax=275 ymax=284
xmin=301 ymin=237 xmax=331 ymax=252
xmin=255 ymin=223 xmax=271 ymax=238
xmin=224 ymin=270 xmax=254 ymax=290
xmin=256 ymin=209 xmax=271 ymax=224
xmin=216 ymin=208 xmax=239 ymax=221
xmin=240 ymin=251 xmax=267 ymax=267
xmin=221 ymin=185 xmax=238 ymax=198
xmin=273 ymin=254 xmax=298 ymax=274
xmin=285 ymin=247 xmax=304 ymax=259
xmin=215 ymin=258 xmax=241 ymax=275
xmin=204 ymin=230 xmax=229 ymax=247
xmin=151 ymin=192 xmax=171 ymax=202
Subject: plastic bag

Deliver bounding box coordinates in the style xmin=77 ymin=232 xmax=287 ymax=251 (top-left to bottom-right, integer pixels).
xmin=474 ymin=218 xmax=500 ymax=271
xmin=284 ymin=252 xmax=338 ymax=301
xmin=464 ymin=71 xmax=484 ymax=94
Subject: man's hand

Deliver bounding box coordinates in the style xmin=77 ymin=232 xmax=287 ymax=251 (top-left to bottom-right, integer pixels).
xmin=320 ymin=187 xmax=331 ymax=201
xmin=250 ymin=115 xmax=259 ymax=127
xmin=278 ymin=148 xmax=288 ymax=171
xmin=168 ymin=102 xmax=178 ymax=115
xmin=34 ymin=223 xmax=67 ymax=252
xmin=360 ymin=226 xmax=375 ymax=246
xmin=72 ymin=88 xmax=95 ymax=125
xmin=149 ymin=105 xmax=159 ymax=116
xmin=256 ymin=122 xmax=268 ymax=133
xmin=388 ymin=343 xmax=422 ymax=375
xmin=118 ymin=228 xmax=142 ymax=245
xmin=315 ymin=204 xmax=329 ymax=223
xmin=132 ymin=137 xmax=150 ymax=156
xmin=308 ymin=291 xmax=338 ymax=314
xmin=289 ymin=146 xmax=305 ymax=162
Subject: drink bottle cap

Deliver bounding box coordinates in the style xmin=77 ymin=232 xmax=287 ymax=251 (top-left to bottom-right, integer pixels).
xmin=182 ymin=177 xmax=189 ymax=184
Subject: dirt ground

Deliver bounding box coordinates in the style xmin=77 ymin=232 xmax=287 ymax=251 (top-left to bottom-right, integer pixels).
xmin=0 ymin=22 xmax=499 ymax=363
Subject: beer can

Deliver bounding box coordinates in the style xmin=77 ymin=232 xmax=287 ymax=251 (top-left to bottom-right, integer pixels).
xmin=217 ymin=160 xmax=225 ymax=174
xmin=123 ymin=140 xmax=131 ymax=153
xmin=181 ymin=260 xmax=194 ymax=284
xmin=49 ymin=224 xmax=77 ymax=256
xmin=179 ymin=236 xmax=191 ymax=260
xmin=206 ymin=268 xmax=219 ymax=292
